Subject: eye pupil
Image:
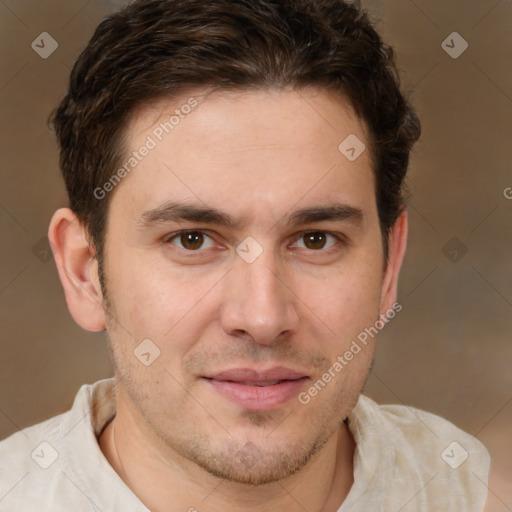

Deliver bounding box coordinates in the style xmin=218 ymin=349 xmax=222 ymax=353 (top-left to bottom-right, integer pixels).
xmin=181 ymin=231 xmax=204 ymax=250
xmin=304 ymin=232 xmax=326 ymax=250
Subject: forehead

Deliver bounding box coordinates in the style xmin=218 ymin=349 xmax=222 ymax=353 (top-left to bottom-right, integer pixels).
xmin=128 ymin=87 xmax=368 ymax=151
xmin=113 ymin=87 xmax=375 ymax=222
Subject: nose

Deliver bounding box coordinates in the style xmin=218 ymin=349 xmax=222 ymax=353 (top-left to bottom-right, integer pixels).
xmin=219 ymin=247 xmax=300 ymax=346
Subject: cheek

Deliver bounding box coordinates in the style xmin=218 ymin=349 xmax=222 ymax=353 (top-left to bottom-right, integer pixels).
xmin=295 ymin=260 xmax=383 ymax=344
xmin=108 ymin=257 xmax=224 ymax=363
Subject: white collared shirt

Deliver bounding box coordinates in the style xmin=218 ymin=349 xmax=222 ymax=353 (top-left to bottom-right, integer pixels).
xmin=0 ymin=378 xmax=490 ymax=511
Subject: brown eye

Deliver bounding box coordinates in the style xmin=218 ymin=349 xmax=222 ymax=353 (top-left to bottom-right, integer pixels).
xmin=179 ymin=231 xmax=204 ymax=250
xmin=293 ymin=231 xmax=341 ymax=252
xmin=164 ymin=230 xmax=218 ymax=255
xmin=303 ymin=232 xmax=327 ymax=250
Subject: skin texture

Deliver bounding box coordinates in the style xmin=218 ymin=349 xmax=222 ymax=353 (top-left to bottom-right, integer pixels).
xmin=49 ymin=87 xmax=408 ymax=512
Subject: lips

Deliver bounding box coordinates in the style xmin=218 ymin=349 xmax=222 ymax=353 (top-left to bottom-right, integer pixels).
xmin=203 ymin=366 xmax=309 ymax=410
xmin=206 ymin=367 xmax=307 ymax=384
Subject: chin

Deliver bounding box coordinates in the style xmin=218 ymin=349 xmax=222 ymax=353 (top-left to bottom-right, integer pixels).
xmin=181 ymin=433 xmax=331 ymax=486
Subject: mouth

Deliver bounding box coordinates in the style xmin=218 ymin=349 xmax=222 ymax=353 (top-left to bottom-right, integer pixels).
xmin=202 ymin=367 xmax=309 ymax=411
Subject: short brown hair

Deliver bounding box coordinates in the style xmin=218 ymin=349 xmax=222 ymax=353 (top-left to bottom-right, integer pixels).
xmin=51 ymin=0 xmax=420 ymax=276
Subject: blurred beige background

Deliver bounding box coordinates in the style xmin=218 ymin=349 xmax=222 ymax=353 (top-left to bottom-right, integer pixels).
xmin=1 ymin=0 xmax=511 ymax=509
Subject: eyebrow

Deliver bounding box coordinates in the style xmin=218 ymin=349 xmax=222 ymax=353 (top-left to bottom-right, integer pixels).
xmin=137 ymin=201 xmax=364 ymax=230
xmin=287 ymin=204 xmax=363 ymax=227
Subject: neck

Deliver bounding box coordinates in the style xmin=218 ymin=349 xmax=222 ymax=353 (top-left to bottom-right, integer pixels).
xmin=99 ymin=390 xmax=355 ymax=512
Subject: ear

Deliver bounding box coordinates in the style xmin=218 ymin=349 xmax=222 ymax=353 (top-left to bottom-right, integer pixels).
xmin=48 ymin=208 xmax=106 ymax=332
xmin=379 ymin=210 xmax=408 ymax=316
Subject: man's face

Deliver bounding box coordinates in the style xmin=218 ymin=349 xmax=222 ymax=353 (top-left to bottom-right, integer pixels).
xmin=101 ymin=88 xmax=389 ymax=484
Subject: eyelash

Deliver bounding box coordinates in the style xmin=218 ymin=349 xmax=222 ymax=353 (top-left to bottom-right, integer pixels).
xmin=163 ymin=229 xmax=347 ymax=256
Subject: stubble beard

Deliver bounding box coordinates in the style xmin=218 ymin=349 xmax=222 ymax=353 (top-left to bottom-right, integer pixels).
xmin=98 ymin=258 xmax=361 ymax=487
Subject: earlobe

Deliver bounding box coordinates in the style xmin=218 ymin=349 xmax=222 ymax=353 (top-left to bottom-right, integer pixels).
xmin=48 ymin=208 xmax=106 ymax=332
xmin=379 ymin=210 xmax=408 ymax=316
